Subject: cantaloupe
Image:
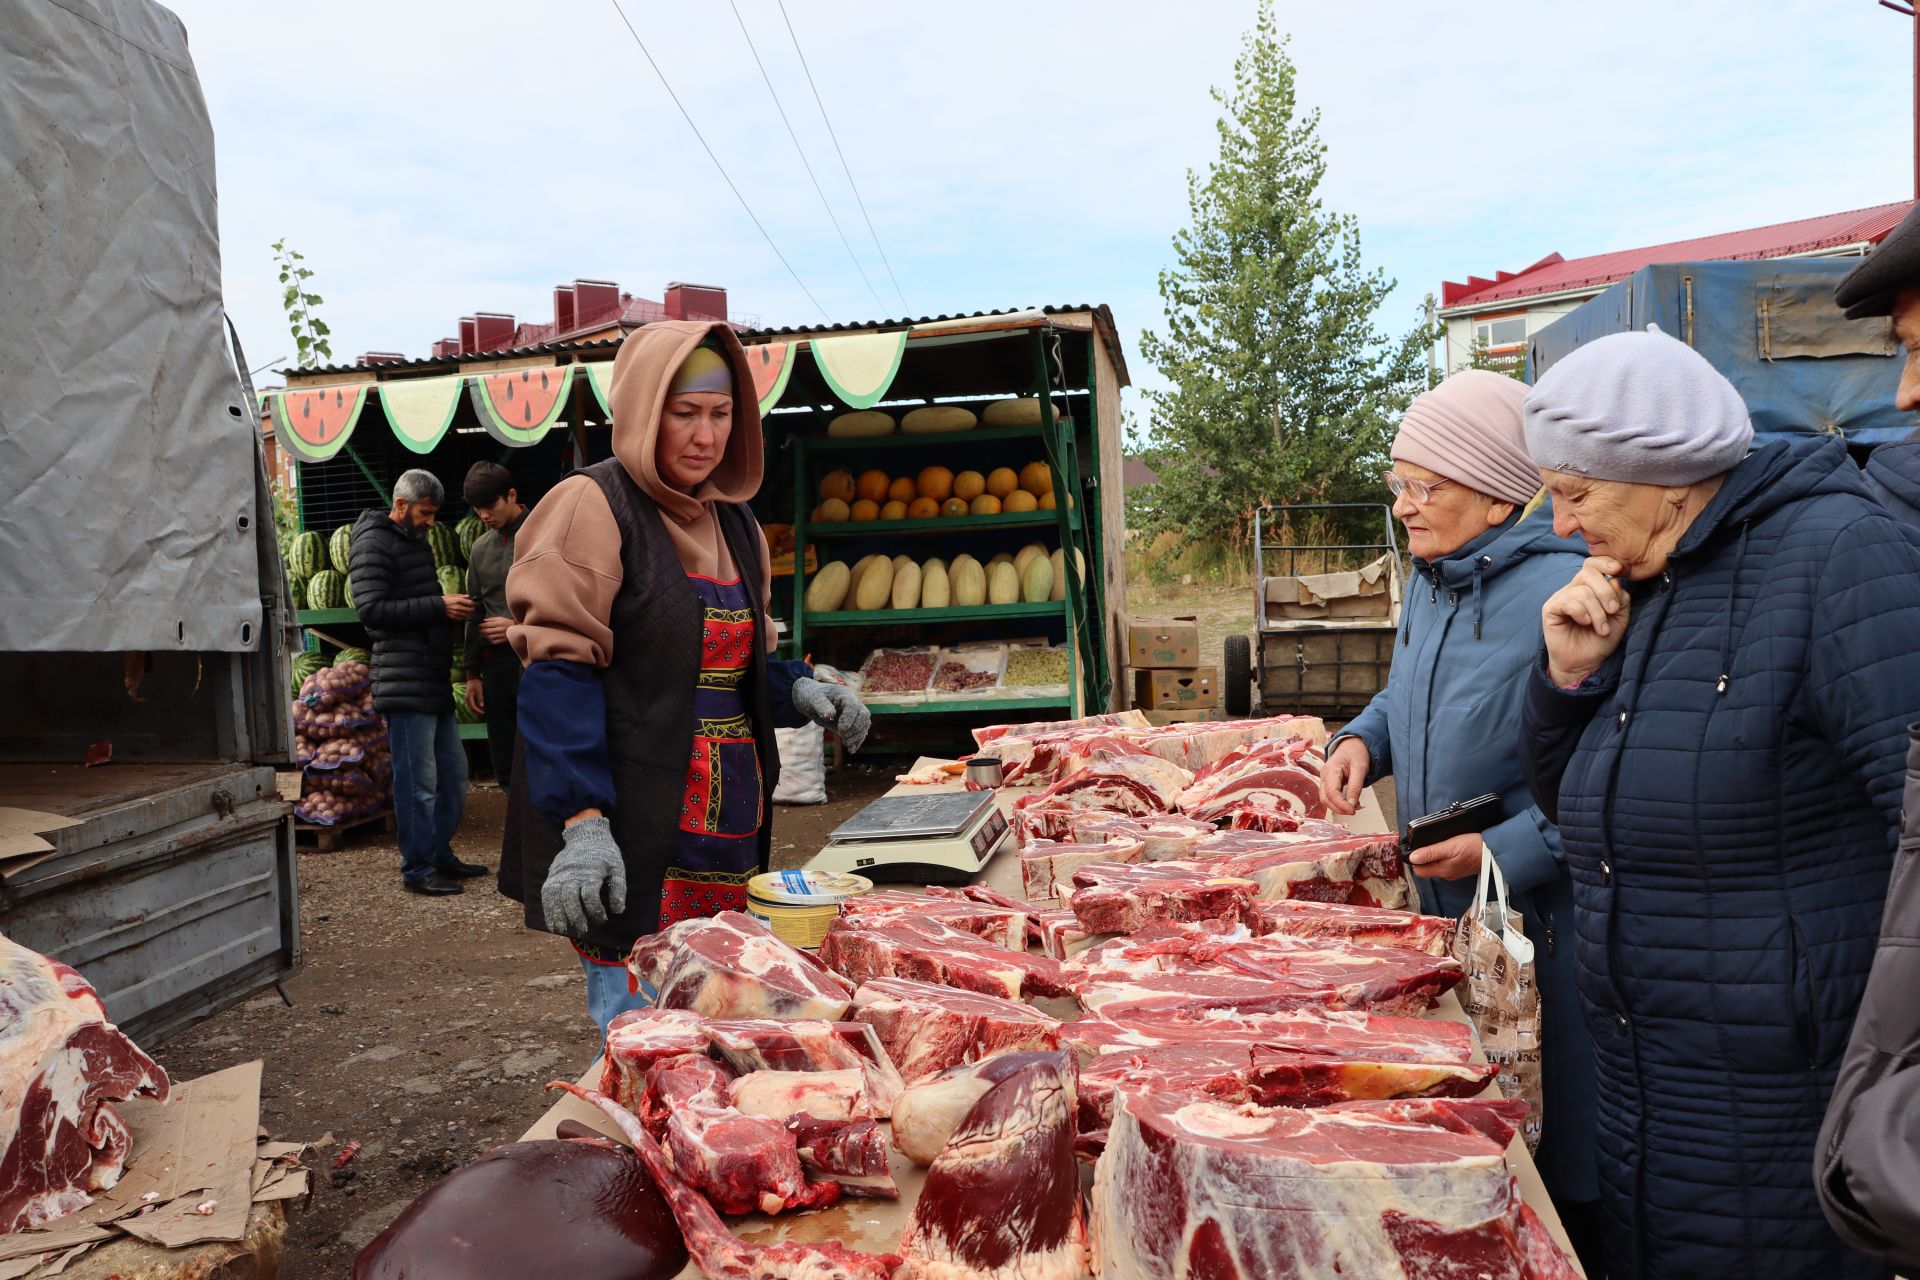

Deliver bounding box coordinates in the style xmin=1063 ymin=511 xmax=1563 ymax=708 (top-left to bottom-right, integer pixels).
xmin=986 ymin=561 xmax=1020 ymax=605
xmin=953 ymin=470 xmax=986 ymax=501
xmin=818 ymin=497 xmax=850 ymax=523
xmin=805 ymin=561 xmax=852 ymax=612
xmin=986 ymin=467 xmax=1018 ymax=498
xmin=1021 ymin=554 xmax=1053 ymax=603
xmin=828 ymin=410 xmax=895 ymax=438
xmin=917 ymin=466 xmax=955 ymax=501
xmin=920 ymin=557 xmax=950 ymax=608
xmin=888 ymin=476 xmax=917 ymax=503
xmin=1004 ymin=489 xmax=1038 ymax=513
xmin=902 ymin=404 xmax=978 ymax=434
xmin=950 ymin=556 xmax=986 ymax=607
xmin=852 ymin=554 xmax=882 ymax=582
xmin=941 ymin=497 xmax=969 ymax=518
xmin=1049 ymin=549 xmax=1067 ymax=600
xmin=987 ymin=552 xmax=1014 ymax=569
xmin=1019 ymin=462 xmax=1053 ymax=496
xmin=820 ymin=469 xmax=856 ymax=502
xmin=982 ymin=397 xmax=1046 ymax=427
xmin=849 ymin=498 xmax=880 ymax=522
xmin=1014 ymin=543 xmax=1048 ymax=576
xmin=855 ymin=470 xmax=890 ymax=503
xmin=854 ymin=556 xmax=894 ymax=610
xmin=891 ymin=558 xmax=922 ymax=610
xmin=1038 ymin=491 xmax=1056 ymax=510
xmin=908 ymin=496 xmax=940 ymax=519
xmin=970 ymin=494 xmax=1002 ymax=516
xmin=880 ymin=500 xmax=909 ymax=521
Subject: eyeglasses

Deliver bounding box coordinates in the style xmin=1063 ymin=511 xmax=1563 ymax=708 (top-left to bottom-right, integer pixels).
xmin=1383 ymin=471 xmax=1453 ymax=505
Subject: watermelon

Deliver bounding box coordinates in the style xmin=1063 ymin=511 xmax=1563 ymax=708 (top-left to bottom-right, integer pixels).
xmin=307 ymin=569 xmax=345 ymax=609
xmin=451 ymin=651 xmax=467 ymax=682
xmin=456 ymin=513 xmax=484 ymax=560
xmin=343 ymin=573 xmax=355 ymax=610
xmin=452 ymin=681 xmax=483 ymax=724
xmin=427 ymin=522 xmax=461 ymax=569
xmin=335 ymin=646 xmax=371 ymax=667
xmin=289 ymin=575 xmax=307 ymax=611
xmin=436 ymin=565 xmax=464 ymax=596
xmin=291 ymin=650 xmax=329 ymax=694
xmin=289 ymin=531 xmax=327 ymax=580
xmin=329 ymin=524 xmax=354 ymax=573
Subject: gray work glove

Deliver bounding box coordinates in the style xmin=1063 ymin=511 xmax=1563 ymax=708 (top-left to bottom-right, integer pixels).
xmin=792 ymin=676 xmax=871 ymax=753
xmin=541 ymin=816 xmax=626 ymax=939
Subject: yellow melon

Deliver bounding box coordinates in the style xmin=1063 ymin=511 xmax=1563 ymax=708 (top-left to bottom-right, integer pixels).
xmin=953 ymin=470 xmax=986 ymax=502
xmin=917 ymin=466 xmax=955 ymax=502
xmin=818 ymin=497 xmax=850 ymax=523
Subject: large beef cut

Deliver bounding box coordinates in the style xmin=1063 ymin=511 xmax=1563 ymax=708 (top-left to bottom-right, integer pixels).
xmin=784 ymin=1114 xmax=897 ymax=1198
xmin=0 ymin=934 xmax=170 ymax=1232
xmin=704 ymin=1018 xmax=905 ymax=1117
xmin=643 ymin=1054 xmax=838 ymax=1216
xmin=1014 ymin=750 xmax=1194 ymax=816
xmin=1091 ymin=1091 xmax=1579 ymax=1280
xmin=1033 ymin=908 xmax=1095 ymax=960
xmin=351 ymin=1138 xmax=687 ymax=1280
xmin=551 ymin=1082 xmax=902 ymax=1280
xmin=1065 ymin=1004 xmax=1477 ymax=1065
xmin=602 ymin=1008 xmax=715 ymax=1110
xmin=1074 ymin=811 xmax=1213 ymax=860
xmin=897 ymin=1051 xmax=1089 ymax=1280
xmin=849 ymin=977 xmax=1063 ymax=1084
xmin=836 ymin=891 xmax=1027 ymax=951
xmin=1198 ymin=829 xmax=1409 ymax=908
xmin=1174 ymin=734 xmax=1328 ymax=827
xmin=629 ymin=911 xmax=854 ymax=1021
xmin=728 ymin=1069 xmax=874 ymax=1123
xmin=890 ymin=1052 xmax=1072 ymax=1166
xmin=980 ymin=713 xmax=1323 ymax=786
xmin=817 ymin=916 xmax=1071 ymax=1001
xmin=1067 ymin=861 xmax=1258 ymax=934
xmin=1248 ymin=897 xmax=1455 ymax=955
xmin=1021 ymin=833 xmax=1145 ymax=903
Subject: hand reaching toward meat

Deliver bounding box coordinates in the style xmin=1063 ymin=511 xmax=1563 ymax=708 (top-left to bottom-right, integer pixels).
xmin=1320 ymin=737 xmax=1371 ymax=816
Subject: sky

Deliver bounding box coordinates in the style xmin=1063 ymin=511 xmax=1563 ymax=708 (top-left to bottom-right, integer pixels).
xmin=174 ymin=0 xmax=1914 ymax=422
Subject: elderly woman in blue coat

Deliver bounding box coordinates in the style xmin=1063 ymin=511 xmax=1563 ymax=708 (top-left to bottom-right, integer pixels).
xmin=1321 ymin=370 xmax=1602 ymax=1269
xmin=1521 ymin=328 xmax=1920 ymax=1280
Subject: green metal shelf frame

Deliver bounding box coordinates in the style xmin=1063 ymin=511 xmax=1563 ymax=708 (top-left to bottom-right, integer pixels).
xmin=867 ymin=695 xmax=1071 ymax=716
xmin=804 ymin=600 xmax=1065 ymax=628
xmin=803 ymin=511 xmax=1059 ymax=537
xmin=296 ymin=607 xmax=361 ymax=626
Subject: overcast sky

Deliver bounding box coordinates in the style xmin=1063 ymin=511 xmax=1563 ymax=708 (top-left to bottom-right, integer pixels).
xmin=174 ymin=1 xmax=1913 ymax=412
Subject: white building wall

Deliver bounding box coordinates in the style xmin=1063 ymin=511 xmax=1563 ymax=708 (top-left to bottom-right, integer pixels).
xmin=1441 ymin=298 xmax=1589 ymax=375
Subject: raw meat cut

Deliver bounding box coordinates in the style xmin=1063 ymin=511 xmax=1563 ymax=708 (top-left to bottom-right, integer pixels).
xmin=1204 ymin=830 xmax=1406 ymax=904
xmin=1175 ymin=733 xmax=1329 ymax=827
xmin=897 ymin=1051 xmax=1088 ymax=1280
xmin=728 ymin=1069 xmax=874 ymax=1123
xmin=785 ymin=1115 xmax=897 ymax=1198
xmin=849 ymin=977 xmax=1063 ymax=1084
xmin=980 ymin=713 xmax=1323 ymax=786
xmin=629 ymin=911 xmax=854 ymax=1021
xmin=0 ymin=934 xmax=169 ymax=1232
xmin=1066 ymin=861 xmax=1257 ymax=934
xmin=643 ymin=1054 xmax=838 ymax=1216
xmin=972 ymin=709 xmax=1149 ymax=750
xmin=1248 ymin=897 xmax=1455 ymax=956
xmin=892 ymin=1051 xmax=1083 ymax=1166
xmin=1020 ymin=833 xmax=1144 ymax=903
xmin=817 ymin=916 xmax=1071 ymax=1001
xmin=550 ymin=1082 xmax=902 ymax=1280
xmin=1032 ymin=908 xmax=1095 ymax=960
xmin=704 ymin=1019 xmax=905 ymax=1118
xmin=836 ymin=891 xmax=1026 ymax=951
xmin=1090 ymin=1091 xmax=1579 ymax=1280
xmin=1014 ymin=751 xmax=1194 ymax=816
xmin=1321 ymin=1095 xmax=1530 ymax=1146
xmin=350 ymin=1138 xmax=686 ymax=1280
xmin=1078 ymin=812 xmax=1213 ymax=860
xmin=1064 ymin=1005 xmax=1477 ymax=1066
xmin=602 ymin=1008 xmax=714 ymax=1110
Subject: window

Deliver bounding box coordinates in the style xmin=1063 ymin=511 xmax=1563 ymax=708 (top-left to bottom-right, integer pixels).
xmin=1474 ymin=315 xmax=1528 ymax=348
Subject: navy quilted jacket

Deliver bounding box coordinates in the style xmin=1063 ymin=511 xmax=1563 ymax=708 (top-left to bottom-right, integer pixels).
xmin=1523 ymin=436 xmax=1920 ymax=1280
xmin=1863 ymin=431 xmax=1920 ymax=527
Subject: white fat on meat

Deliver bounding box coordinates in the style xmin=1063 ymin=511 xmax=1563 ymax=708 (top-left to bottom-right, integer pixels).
xmin=728 ymin=1069 xmax=874 ymax=1123
xmin=1019 ymin=834 xmax=1144 ymax=904
xmin=630 ymin=912 xmax=854 ymax=1022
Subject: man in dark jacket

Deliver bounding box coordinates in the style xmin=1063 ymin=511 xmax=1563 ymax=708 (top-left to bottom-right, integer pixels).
xmin=348 ymin=468 xmax=486 ymax=896
xmin=460 ymin=461 xmax=526 ymax=787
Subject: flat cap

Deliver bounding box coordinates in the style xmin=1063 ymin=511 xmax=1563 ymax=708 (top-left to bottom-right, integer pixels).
xmin=1835 ymin=201 xmax=1920 ymax=318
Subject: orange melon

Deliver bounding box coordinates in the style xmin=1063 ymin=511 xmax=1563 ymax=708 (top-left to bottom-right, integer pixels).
xmin=1038 ymin=491 xmax=1057 ymax=510
xmin=985 ymin=467 xmax=1018 ymax=498
xmin=850 ymin=498 xmax=881 ymax=522
xmin=1019 ymin=462 xmax=1053 ymax=496
xmin=1003 ymin=489 xmax=1038 ymax=513
xmin=880 ymin=499 xmax=909 ymax=521
xmin=908 ymin=496 xmax=940 ymax=519
xmin=940 ymin=497 xmax=970 ymax=518
xmin=888 ymin=476 xmax=917 ymax=504
xmin=855 ymin=470 xmax=891 ymax=503
xmin=819 ymin=469 xmax=856 ymax=503
xmin=952 ymin=470 xmax=986 ymax=502
xmin=970 ymin=493 xmax=1002 ymax=516
xmin=818 ymin=497 xmax=851 ymax=523
xmin=917 ymin=466 xmax=955 ymax=502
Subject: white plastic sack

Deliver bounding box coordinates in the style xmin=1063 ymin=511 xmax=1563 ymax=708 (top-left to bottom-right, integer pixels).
xmin=774 ymin=723 xmax=827 ymax=805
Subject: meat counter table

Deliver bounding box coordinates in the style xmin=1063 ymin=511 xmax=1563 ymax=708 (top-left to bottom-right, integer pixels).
xmin=525 ymin=760 xmax=1585 ymax=1278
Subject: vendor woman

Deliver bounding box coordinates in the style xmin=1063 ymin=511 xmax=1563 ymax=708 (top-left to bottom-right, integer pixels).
xmin=500 ymin=321 xmax=870 ymax=1032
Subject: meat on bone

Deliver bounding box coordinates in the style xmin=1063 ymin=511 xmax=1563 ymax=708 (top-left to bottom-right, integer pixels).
xmin=643 ymin=1054 xmax=838 ymax=1216
xmin=835 ymin=891 xmax=1027 ymax=951
xmin=629 ymin=911 xmax=854 ymax=1021
xmin=890 ymin=1051 xmax=1077 ymax=1166
xmin=1032 ymin=908 xmax=1095 ymax=960
xmin=1013 ymin=750 xmax=1194 ymax=817
xmin=1020 ymin=833 xmax=1145 ymax=904
xmin=728 ymin=1069 xmax=874 ymax=1123
xmin=1066 ymin=860 xmax=1258 ymax=934
xmin=849 ymin=977 xmax=1063 ymax=1084
xmin=897 ymin=1051 xmax=1090 ymax=1280
xmin=602 ymin=1011 xmax=904 ymax=1119
xmin=547 ymin=1082 xmax=903 ymax=1280
xmin=784 ymin=1115 xmax=898 ymax=1199
xmin=0 ymin=934 xmax=170 ymax=1232
xmin=980 ymin=713 xmax=1324 ymax=786
xmin=601 ymin=1008 xmax=715 ymax=1111
xmin=1248 ymin=897 xmax=1456 ymax=956
xmin=1074 ymin=812 xmax=1213 ymax=861
xmin=817 ymin=916 xmax=1072 ymax=1001
xmin=1199 ymin=830 xmax=1406 ymax=906
xmin=1091 ymin=1091 xmax=1579 ymax=1280
xmin=1064 ymin=1004 xmax=1478 ymax=1066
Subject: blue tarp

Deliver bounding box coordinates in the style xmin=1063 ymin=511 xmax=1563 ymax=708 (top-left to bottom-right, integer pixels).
xmin=1527 ymin=260 xmax=1914 ymax=444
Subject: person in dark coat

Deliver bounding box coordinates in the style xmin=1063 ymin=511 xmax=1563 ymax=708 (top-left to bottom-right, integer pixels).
xmin=347 ymin=469 xmax=488 ymax=896
xmin=460 ymin=460 xmax=528 ymax=786
xmin=1323 ymin=370 xmax=1602 ymax=1272
xmin=1519 ymin=327 xmax=1920 ymax=1280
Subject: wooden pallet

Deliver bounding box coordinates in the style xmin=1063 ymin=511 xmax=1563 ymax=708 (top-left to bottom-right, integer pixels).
xmin=294 ymin=807 xmax=392 ymax=852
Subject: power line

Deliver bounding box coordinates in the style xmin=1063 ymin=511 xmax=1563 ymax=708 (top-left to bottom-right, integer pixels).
xmin=775 ymin=0 xmax=909 ymax=313
xmin=605 ymin=0 xmax=831 ymax=322
xmin=729 ymin=0 xmax=884 ymax=312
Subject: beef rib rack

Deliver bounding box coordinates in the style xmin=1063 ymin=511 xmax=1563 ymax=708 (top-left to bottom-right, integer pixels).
xmin=0 ymin=934 xmax=170 ymax=1232
xmin=849 ymin=976 xmax=1063 ymax=1085
xmin=1067 ymin=861 xmax=1259 ymax=934
xmin=817 ymin=916 xmax=1072 ymax=1001
xmin=1091 ymin=1091 xmax=1580 ymax=1279
xmin=629 ymin=911 xmax=854 ymax=1021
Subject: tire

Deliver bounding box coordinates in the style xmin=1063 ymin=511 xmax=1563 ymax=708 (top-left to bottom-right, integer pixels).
xmin=1223 ymin=633 xmax=1253 ymax=717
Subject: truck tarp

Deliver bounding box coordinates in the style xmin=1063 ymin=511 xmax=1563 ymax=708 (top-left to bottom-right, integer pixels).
xmin=0 ymin=0 xmax=266 ymax=651
xmin=1527 ymin=259 xmax=1913 ymax=444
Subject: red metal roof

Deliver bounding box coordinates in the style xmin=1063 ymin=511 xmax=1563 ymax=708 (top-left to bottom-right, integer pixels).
xmin=1441 ymin=201 xmax=1914 ymax=312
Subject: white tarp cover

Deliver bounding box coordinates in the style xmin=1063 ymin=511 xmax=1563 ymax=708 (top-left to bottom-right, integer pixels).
xmin=0 ymin=0 xmax=264 ymax=651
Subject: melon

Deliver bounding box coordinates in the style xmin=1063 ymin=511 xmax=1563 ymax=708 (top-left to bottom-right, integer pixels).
xmin=307 ymin=570 xmax=346 ymax=609
xmin=329 ymin=524 xmax=354 ymax=573
xmin=941 ymin=497 xmax=970 ymax=518
xmin=855 ymin=470 xmax=891 ymax=503
xmin=1020 ymin=462 xmax=1054 ymax=496
xmin=952 ymin=470 xmax=986 ymax=502
xmin=1049 ymin=549 xmax=1067 ymax=600
xmin=453 ymin=681 xmax=484 ymax=724
xmin=343 ymin=574 xmax=355 ymax=610
xmin=288 ymin=531 xmax=327 ymax=580
xmin=988 ymin=552 xmax=1014 ymax=569
xmin=880 ymin=500 xmax=909 ymax=521
xmin=456 ymin=513 xmax=484 ymax=560
xmin=827 ymin=410 xmax=895 ymax=438
xmin=850 ymin=499 xmax=881 ymax=522
xmin=820 ymin=470 xmax=857 ymax=503
xmin=920 ymin=558 xmax=950 ymax=608
xmin=986 ymin=562 xmax=1020 ymax=605
xmin=1021 ymin=554 xmax=1053 ymax=603
xmin=950 ymin=557 xmax=987 ymax=607
xmin=852 ymin=554 xmax=882 ymax=581
xmin=986 ymin=467 xmax=1018 ymax=498
xmin=969 ymin=494 xmax=1002 ymax=516
xmin=806 ymin=561 xmax=853 ymax=613
xmin=289 ymin=575 xmax=307 ymax=611
xmin=901 ymin=404 xmax=977 ymax=434
xmin=981 ymin=397 xmax=1046 ymax=427
xmin=854 ymin=556 xmax=894 ymax=611
xmin=473 ymin=366 xmax=572 ymax=442
xmin=1015 ymin=543 xmax=1048 ymax=576
xmin=437 ymin=565 xmax=465 ymax=596
xmin=336 ymin=646 xmax=371 ymax=667
xmin=891 ymin=559 xmax=922 ymax=610
xmin=427 ymin=522 xmax=461 ymax=569
xmin=290 ymin=651 xmax=329 ymax=694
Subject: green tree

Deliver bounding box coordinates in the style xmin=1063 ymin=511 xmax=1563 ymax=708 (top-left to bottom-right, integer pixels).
xmin=1130 ymin=3 xmax=1428 ymax=553
xmin=1464 ymin=332 xmax=1526 ymax=380
xmin=272 ymin=237 xmax=332 ymax=367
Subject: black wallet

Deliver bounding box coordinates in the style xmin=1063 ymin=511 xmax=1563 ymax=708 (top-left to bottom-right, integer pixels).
xmin=1403 ymin=793 xmax=1504 ymax=851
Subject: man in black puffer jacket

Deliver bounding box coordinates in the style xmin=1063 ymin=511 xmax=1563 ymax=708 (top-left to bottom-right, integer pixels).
xmin=348 ymin=468 xmax=487 ymax=896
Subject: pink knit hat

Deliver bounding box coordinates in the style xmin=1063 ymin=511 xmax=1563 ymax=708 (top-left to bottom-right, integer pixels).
xmin=1390 ymin=370 xmax=1540 ymax=507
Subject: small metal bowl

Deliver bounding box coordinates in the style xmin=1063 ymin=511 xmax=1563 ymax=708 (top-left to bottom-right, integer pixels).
xmin=964 ymin=757 xmax=1005 ymax=788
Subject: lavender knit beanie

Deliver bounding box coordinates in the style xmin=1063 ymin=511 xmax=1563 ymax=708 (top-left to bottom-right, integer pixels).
xmin=1523 ymin=326 xmax=1753 ymax=485
xmin=1390 ymin=370 xmax=1540 ymax=507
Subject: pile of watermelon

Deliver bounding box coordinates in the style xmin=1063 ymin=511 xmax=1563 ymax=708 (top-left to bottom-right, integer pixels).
xmin=288 ymin=513 xmax=472 ymax=617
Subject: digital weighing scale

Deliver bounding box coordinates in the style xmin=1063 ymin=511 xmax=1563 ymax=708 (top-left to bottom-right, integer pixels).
xmin=804 ymin=790 xmax=1010 ymax=885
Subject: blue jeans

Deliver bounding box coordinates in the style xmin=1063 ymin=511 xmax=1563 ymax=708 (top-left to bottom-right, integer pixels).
xmin=579 ymin=952 xmax=655 ymax=1037
xmin=386 ymin=711 xmax=467 ymax=883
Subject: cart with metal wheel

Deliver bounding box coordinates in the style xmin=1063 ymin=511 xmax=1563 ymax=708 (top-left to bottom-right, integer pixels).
xmin=1224 ymin=503 xmax=1403 ymax=720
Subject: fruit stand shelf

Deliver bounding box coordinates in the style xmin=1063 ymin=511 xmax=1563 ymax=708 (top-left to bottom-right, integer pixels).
xmin=801 ymin=511 xmax=1059 ymax=537
xmin=866 ymin=695 xmax=1071 ymax=716
xmin=296 ymin=607 xmax=361 ymax=626
xmin=791 ymin=423 xmax=1044 ymax=453
xmin=803 ymin=600 xmax=1065 ymax=628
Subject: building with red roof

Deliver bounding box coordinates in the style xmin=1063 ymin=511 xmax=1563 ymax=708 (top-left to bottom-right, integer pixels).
xmin=1438 ymin=201 xmax=1913 ymax=373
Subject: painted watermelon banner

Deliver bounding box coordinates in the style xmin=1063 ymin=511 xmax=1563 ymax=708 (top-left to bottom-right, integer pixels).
xmin=275 ymin=384 xmax=370 ymax=463
xmin=379 ymin=373 xmax=466 ymax=454
xmin=809 ymin=330 xmax=907 ymax=409
xmin=746 ymin=341 xmax=795 ymax=415
xmin=470 ymin=365 xmax=575 ymax=446
xmin=584 ymin=361 xmax=617 ymax=419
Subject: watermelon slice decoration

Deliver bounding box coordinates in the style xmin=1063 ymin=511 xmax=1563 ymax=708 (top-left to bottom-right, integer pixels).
xmin=746 ymin=342 xmax=795 ymax=415
xmin=809 ymin=330 xmax=907 ymax=410
xmin=379 ymin=373 xmax=466 ymax=454
xmin=471 ymin=365 xmax=574 ymax=446
xmin=584 ymin=362 xmax=617 ymax=419
xmin=275 ymin=385 xmax=369 ymax=462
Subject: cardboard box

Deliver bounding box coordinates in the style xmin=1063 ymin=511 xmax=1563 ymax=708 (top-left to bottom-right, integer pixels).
xmin=1262 ymin=553 xmax=1401 ymax=625
xmin=1126 ymin=616 xmax=1200 ymax=669
xmin=1144 ymin=708 xmax=1214 ymax=726
xmin=1133 ymin=666 xmax=1217 ymax=709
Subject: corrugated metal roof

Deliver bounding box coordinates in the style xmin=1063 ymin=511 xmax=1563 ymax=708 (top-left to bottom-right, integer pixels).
xmin=282 ymin=336 xmax=624 ymax=378
xmin=739 ymin=303 xmax=1109 ymax=338
xmin=1442 ymin=201 xmax=1914 ymax=312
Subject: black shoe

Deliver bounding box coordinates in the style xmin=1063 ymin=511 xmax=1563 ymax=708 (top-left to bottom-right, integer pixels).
xmin=404 ymin=873 xmax=465 ymax=896
xmin=438 ymin=858 xmax=489 ymax=878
